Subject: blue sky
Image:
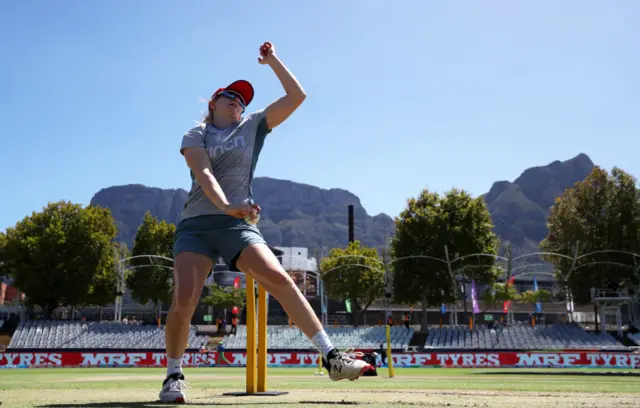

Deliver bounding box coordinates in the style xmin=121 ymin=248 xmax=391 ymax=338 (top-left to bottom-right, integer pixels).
xmin=1 ymin=0 xmax=638 ymax=231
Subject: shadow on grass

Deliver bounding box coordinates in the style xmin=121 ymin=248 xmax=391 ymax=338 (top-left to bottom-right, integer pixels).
xmin=38 ymin=400 xmax=361 ymax=407
xmin=477 ymin=371 xmax=640 ymax=377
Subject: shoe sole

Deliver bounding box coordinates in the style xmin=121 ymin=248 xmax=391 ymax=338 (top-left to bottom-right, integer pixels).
xmin=159 ymin=396 xmax=186 ymax=404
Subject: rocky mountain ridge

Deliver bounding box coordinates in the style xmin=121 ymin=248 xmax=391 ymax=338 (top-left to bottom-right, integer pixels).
xmin=90 ymin=154 xmax=595 ymax=258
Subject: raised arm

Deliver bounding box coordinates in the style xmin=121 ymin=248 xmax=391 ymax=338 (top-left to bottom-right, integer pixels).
xmin=258 ymin=42 xmax=307 ymax=130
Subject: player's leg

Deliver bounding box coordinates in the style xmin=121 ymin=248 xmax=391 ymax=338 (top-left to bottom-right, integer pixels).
xmin=235 ymin=243 xmax=373 ymax=381
xmin=160 ymin=251 xmax=212 ymax=403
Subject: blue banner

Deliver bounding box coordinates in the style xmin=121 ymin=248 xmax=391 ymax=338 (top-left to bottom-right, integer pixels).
xmin=533 ymin=276 xmax=542 ymax=313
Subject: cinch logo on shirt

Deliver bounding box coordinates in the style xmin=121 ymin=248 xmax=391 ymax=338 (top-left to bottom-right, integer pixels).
xmin=207 ymin=135 xmax=247 ymax=159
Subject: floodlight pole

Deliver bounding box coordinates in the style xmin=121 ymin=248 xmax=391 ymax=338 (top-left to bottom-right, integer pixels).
xmin=506 ymin=244 xmax=513 ymax=325
xmin=383 ymin=239 xmax=393 ymax=328
xmin=444 ymin=245 xmax=457 ymax=326
xmin=114 ymin=245 xmax=126 ymax=322
xmin=563 ymin=241 xmax=580 ymax=323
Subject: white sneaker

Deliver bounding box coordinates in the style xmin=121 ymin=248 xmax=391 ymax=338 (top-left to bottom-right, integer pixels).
xmin=159 ymin=372 xmax=189 ymax=404
xmin=323 ymin=349 xmax=374 ymax=381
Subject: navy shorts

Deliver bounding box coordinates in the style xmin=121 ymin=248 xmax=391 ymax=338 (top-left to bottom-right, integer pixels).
xmin=173 ymin=214 xmax=266 ymax=271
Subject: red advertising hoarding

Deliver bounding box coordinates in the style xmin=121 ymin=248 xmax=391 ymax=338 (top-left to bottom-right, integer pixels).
xmin=1 ymin=351 xmax=639 ymax=369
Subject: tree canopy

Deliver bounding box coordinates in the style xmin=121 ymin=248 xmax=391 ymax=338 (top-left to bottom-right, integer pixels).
xmin=0 ymin=231 xmax=7 ymax=279
xmin=126 ymin=212 xmax=177 ymax=308
xmin=320 ymin=241 xmax=385 ymax=326
xmin=202 ymin=283 xmax=246 ymax=311
xmin=2 ymin=201 xmax=118 ymax=316
xmin=391 ymin=188 xmax=500 ymax=308
xmin=479 ymin=281 xmax=520 ymax=312
xmin=519 ymin=289 xmax=552 ymax=308
xmin=541 ymin=167 xmax=640 ymax=304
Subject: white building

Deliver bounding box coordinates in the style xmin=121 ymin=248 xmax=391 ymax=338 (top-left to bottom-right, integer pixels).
xmin=273 ymin=247 xmax=320 ymax=298
xmin=274 ymin=247 xmax=317 ymax=273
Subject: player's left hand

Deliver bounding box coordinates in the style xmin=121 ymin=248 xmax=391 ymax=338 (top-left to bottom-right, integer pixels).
xmin=258 ymin=41 xmax=276 ymax=65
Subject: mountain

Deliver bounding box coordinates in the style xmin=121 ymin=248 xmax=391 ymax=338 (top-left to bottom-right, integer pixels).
xmin=483 ymin=153 xmax=594 ymax=257
xmin=90 ymin=178 xmax=396 ymax=253
xmin=90 ymin=153 xmax=595 ymax=259
xmin=90 ymin=184 xmax=188 ymax=248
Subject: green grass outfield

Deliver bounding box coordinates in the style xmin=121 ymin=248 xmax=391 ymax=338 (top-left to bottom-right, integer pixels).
xmin=1 ymin=367 xmax=639 ymax=408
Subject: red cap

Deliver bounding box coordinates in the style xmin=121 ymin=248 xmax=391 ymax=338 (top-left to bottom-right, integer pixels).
xmin=212 ymin=80 xmax=254 ymax=106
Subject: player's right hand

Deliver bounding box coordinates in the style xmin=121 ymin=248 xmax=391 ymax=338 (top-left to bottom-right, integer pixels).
xmin=224 ymin=203 xmax=261 ymax=220
xmin=258 ymin=41 xmax=276 ymax=65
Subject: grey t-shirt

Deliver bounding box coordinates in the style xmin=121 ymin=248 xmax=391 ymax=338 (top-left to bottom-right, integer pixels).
xmin=179 ymin=109 xmax=271 ymax=221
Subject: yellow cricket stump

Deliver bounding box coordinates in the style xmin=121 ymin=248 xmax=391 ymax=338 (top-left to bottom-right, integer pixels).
xmin=257 ymin=284 xmax=267 ymax=392
xmin=223 ymin=276 xmax=287 ymax=397
xmin=245 ymin=276 xmax=256 ymax=393
xmin=386 ymin=325 xmax=395 ymax=378
xmin=314 ymin=353 xmax=324 ymax=375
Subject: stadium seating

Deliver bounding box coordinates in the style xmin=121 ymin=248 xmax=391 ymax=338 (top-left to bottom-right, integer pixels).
xmin=8 ymin=320 xmax=209 ymax=349
xmin=222 ymin=325 xmax=414 ymax=350
xmin=424 ymin=322 xmax=626 ymax=350
xmin=7 ymin=319 xmax=631 ymax=350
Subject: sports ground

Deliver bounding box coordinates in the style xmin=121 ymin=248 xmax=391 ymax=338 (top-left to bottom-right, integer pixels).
xmin=1 ymin=367 xmax=639 ymax=407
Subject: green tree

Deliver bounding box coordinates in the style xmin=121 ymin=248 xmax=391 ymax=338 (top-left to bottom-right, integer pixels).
xmin=320 ymin=241 xmax=385 ymax=326
xmin=126 ymin=212 xmax=177 ymax=309
xmin=391 ymin=188 xmax=499 ymax=325
xmin=541 ymin=167 xmax=640 ymax=304
xmin=480 ymin=281 xmax=520 ymax=312
xmin=89 ymin=253 xmax=119 ymax=308
xmin=0 ymin=231 xmax=7 ymax=278
xmin=202 ymin=283 xmax=246 ymax=311
xmin=3 ymin=201 xmax=118 ymax=317
xmin=519 ymin=289 xmax=552 ymax=311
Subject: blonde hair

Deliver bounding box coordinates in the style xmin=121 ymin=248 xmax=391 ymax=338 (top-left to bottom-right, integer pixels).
xmin=203 ymin=97 xmax=215 ymax=124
